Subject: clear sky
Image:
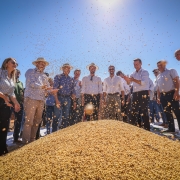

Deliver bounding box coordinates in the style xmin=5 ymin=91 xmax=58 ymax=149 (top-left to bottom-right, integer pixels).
xmin=0 ymin=0 xmax=180 ymax=84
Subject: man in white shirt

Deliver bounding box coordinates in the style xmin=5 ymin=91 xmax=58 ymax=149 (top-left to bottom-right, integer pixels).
xmin=103 ymin=66 xmax=125 ymax=120
xmin=81 ymin=63 xmax=103 ymax=120
xmin=116 ymin=70 xmax=130 ymax=122
xmin=124 ymin=58 xmax=150 ymax=131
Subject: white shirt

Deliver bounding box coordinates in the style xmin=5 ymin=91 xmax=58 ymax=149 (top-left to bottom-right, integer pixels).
xmin=130 ymin=68 xmax=149 ymax=92
xmin=81 ymin=75 xmax=102 ymax=94
xmin=156 ymin=68 xmax=179 ymax=93
xmin=122 ymin=78 xmax=130 ymax=95
xmin=103 ymin=75 xmax=124 ymax=94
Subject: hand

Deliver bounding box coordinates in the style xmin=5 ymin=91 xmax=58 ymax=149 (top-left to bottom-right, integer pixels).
xmin=41 ymin=85 xmax=48 ymax=89
xmin=173 ymin=91 xmax=179 ymax=101
xmin=4 ymin=96 xmax=13 ymax=107
xmin=50 ymin=89 xmax=59 ymax=93
xmin=14 ymin=103 xmax=21 ymax=112
xmin=73 ymin=102 xmax=77 ymax=110
xmin=82 ymin=98 xmax=84 ymax=106
xmin=157 ymin=98 xmax=161 ymax=104
xmin=121 ymin=100 xmax=125 ymax=106
xmin=123 ymin=76 xmax=130 ymax=82
xmin=55 ymin=100 xmax=61 ymax=108
xmin=129 ymin=77 xmax=134 ymax=82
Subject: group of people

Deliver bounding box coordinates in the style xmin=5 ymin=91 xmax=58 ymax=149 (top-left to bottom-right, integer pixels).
xmin=0 ymin=49 xmax=180 ymax=156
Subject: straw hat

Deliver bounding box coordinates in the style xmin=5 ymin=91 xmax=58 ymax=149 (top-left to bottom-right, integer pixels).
xmin=60 ymin=63 xmax=73 ymax=71
xmin=86 ymin=63 xmax=99 ymax=70
xmin=32 ymin=57 xmax=49 ymax=66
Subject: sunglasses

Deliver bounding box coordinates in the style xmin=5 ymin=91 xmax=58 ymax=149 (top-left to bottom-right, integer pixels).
xmin=10 ymin=61 xmax=18 ymax=66
xmin=109 ymin=68 xmax=115 ymax=70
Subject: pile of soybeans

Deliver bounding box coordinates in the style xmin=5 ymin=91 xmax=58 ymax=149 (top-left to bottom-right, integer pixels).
xmin=1 ymin=120 xmax=180 ymax=180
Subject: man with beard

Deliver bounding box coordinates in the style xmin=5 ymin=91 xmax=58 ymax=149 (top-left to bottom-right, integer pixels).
xmin=103 ymin=66 xmax=125 ymax=120
xmin=81 ymin=63 xmax=103 ymax=121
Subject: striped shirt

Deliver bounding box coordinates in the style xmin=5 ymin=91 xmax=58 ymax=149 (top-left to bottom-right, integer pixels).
xmin=0 ymin=68 xmax=15 ymax=96
xmin=24 ymin=68 xmax=49 ymax=101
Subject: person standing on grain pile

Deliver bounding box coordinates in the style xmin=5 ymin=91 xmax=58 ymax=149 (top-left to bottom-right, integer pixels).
xmin=53 ymin=63 xmax=76 ymax=130
xmin=124 ymin=58 xmax=150 ymax=131
xmin=103 ymin=66 xmax=125 ymax=120
xmin=152 ymin=69 xmax=167 ymax=126
xmin=0 ymin=58 xmax=20 ymax=155
xmin=156 ymin=60 xmax=180 ymax=132
xmin=116 ymin=70 xmax=131 ymax=122
xmin=22 ymin=58 xmax=53 ymax=144
xmin=81 ymin=63 xmax=103 ymax=121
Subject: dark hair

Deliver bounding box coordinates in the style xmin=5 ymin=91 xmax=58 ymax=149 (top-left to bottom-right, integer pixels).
xmin=74 ymin=69 xmax=81 ymax=74
xmin=116 ymin=71 xmax=123 ymax=76
xmin=16 ymin=69 xmax=20 ymax=73
xmin=108 ymin=65 xmax=115 ymax=70
xmin=152 ymin=69 xmax=158 ymax=72
xmin=157 ymin=61 xmax=162 ymax=64
xmin=133 ymin=58 xmax=142 ymax=63
xmin=44 ymin=72 xmax=49 ymax=77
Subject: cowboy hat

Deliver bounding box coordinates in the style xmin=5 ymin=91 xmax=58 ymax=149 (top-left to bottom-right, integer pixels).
xmin=32 ymin=57 xmax=49 ymax=66
xmin=60 ymin=63 xmax=73 ymax=71
xmin=86 ymin=63 xmax=99 ymax=70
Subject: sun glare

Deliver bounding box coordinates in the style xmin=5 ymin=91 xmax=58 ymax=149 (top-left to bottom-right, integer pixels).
xmin=97 ymin=0 xmax=122 ymax=8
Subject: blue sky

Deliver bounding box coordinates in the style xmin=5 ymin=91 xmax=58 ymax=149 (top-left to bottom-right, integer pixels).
xmin=0 ymin=0 xmax=180 ymax=84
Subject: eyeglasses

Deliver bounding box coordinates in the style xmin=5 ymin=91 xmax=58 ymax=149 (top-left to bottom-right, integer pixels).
xmin=10 ymin=61 xmax=18 ymax=66
xmin=109 ymin=68 xmax=115 ymax=70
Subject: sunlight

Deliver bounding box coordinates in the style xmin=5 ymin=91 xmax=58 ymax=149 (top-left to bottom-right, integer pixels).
xmin=96 ymin=0 xmax=122 ymax=8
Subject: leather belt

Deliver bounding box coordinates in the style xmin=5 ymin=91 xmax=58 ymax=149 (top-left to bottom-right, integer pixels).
xmin=108 ymin=92 xmax=119 ymax=95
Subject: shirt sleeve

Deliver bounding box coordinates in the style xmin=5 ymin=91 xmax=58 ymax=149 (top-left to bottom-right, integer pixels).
xmin=98 ymin=77 xmax=103 ymax=94
xmin=81 ymin=77 xmax=85 ymax=94
xmin=53 ymin=75 xmax=60 ymax=89
xmin=72 ymin=79 xmax=76 ymax=95
xmin=119 ymin=77 xmax=125 ymax=92
xmin=26 ymin=69 xmax=42 ymax=89
xmin=103 ymin=79 xmax=107 ymax=93
xmin=141 ymin=70 xmax=149 ymax=86
xmin=149 ymin=79 xmax=154 ymax=92
xmin=169 ymin=69 xmax=179 ymax=79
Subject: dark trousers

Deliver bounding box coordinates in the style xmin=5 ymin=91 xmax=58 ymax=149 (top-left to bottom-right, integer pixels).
xmin=13 ymin=103 xmax=23 ymax=141
xmin=84 ymin=94 xmax=100 ymax=121
xmin=130 ymin=90 xmax=150 ymax=131
xmin=0 ymin=98 xmax=11 ymax=156
xmin=160 ymin=90 xmax=180 ymax=132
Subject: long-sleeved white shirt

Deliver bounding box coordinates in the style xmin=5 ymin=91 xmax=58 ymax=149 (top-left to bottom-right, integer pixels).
xmin=130 ymin=68 xmax=149 ymax=92
xmin=103 ymin=75 xmax=124 ymax=94
xmin=81 ymin=75 xmax=102 ymax=94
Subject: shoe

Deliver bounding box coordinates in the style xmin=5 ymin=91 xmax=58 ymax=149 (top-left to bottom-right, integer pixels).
xmin=159 ymin=123 xmax=165 ymax=126
xmin=13 ymin=139 xmax=22 ymax=144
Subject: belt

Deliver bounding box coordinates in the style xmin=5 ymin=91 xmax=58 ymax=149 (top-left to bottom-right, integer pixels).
xmin=108 ymin=92 xmax=119 ymax=95
xmin=133 ymin=90 xmax=148 ymax=94
xmin=160 ymin=89 xmax=175 ymax=94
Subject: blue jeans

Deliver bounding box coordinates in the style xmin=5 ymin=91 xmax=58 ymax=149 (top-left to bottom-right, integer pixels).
xmin=13 ymin=103 xmax=24 ymax=141
xmin=53 ymin=96 xmax=71 ymax=132
xmin=46 ymin=106 xmax=54 ymax=134
xmin=149 ymin=100 xmax=160 ymax=123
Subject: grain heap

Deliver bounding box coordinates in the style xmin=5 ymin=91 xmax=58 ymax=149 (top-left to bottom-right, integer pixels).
xmin=1 ymin=120 xmax=180 ymax=180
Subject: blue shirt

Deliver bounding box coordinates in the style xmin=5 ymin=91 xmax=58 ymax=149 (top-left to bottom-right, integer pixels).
xmin=46 ymin=93 xmax=55 ymax=106
xmin=53 ymin=73 xmax=76 ymax=96
xmin=0 ymin=68 xmax=15 ymax=96
xmin=24 ymin=68 xmax=49 ymax=101
xmin=130 ymin=68 xmax=149 ymax=92
xmin=156 ymin=68 xmax=179 ymax=93
xmin=73 ymin=78 xmax=81 ymax=98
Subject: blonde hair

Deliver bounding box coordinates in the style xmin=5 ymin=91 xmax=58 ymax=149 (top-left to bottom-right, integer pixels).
xmin=1 ymin=57 xmax=17 ymax=82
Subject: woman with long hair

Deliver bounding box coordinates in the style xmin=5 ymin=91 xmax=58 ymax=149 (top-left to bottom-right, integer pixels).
xmin=0 ymin=57 xmax=20 ymax=156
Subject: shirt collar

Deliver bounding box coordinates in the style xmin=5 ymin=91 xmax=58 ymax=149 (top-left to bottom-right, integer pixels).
xmin=136 ymin=68 xmax=142 ymax=73
xmin=34 ymin=68 xmax=42 ymax=73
